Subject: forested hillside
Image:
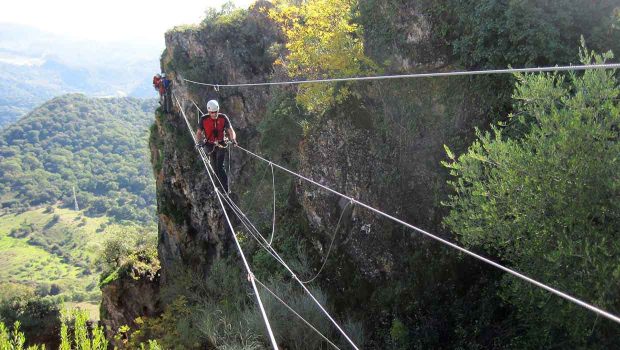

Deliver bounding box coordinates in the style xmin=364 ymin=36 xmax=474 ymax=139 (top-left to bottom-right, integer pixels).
xmin=0 ymin=94 xmax=157 ymax=223
xmin=0 ymin=94 xmax=158 ymax=347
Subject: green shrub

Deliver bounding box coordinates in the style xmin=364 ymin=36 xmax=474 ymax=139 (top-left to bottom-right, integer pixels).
xmin=98 ymin=227 xmax=159 ymax=287
xmin=0 ymin=321 xmax=26 ymax=350
xmin=57 ymin=309 xmax=107 ymax=350
xmin=0 ymin=283 xmax=60 ymax=347
xmin=389 ymin=318 xmax=409 ymax=349
xmin=0 ymin=309 xmax=116 ymax=350
xmin=443 ymin=46 xmax=620 ymax=348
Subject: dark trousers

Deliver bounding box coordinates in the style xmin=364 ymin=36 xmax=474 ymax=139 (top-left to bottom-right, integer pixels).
xmin=207 ymin=145 xmax=228 ymax=192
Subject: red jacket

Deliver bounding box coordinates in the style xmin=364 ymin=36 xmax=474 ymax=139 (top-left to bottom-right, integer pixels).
xmin=200 ymin=114 xmax=231 ymax=143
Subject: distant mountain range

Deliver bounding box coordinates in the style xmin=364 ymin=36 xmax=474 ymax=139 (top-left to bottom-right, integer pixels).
xmin=0 ymin=23 xmax=162 ymax=127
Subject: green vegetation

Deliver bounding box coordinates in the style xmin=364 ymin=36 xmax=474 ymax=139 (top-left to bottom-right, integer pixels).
xmin=0 ymin=94 xmax=157 ymax=223
xmin=0 ymin=309 xmax=114 ymax=350
xmin=119 ymin=259 xmax=350 ymax=349
xmin=444 ymin=47 xmax=620 ymax=347
xmin=269 ymin=0 xmax=376 ymax=113
xmin=0 ymin=206 xmax=153 ymax=303
xmin=98 ymin=229 xmax=159 ymax=288
xmin=0 ymin=211 xmax=157 ymax=347
xmin=437 ymin=0 xmax=620 ymax=69
xmin=0 ymin=204 xmax=156 ymax=345
xmin=0 ymin=283 xmax=60 ymax=347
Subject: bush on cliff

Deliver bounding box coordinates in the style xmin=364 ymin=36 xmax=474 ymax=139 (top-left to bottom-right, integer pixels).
xmin=268 ymin=0 xmax=376 ymax=113
xmin=98 ymin=228 xmax=159 ymax=287
xmin=444 ymin=46 xmax=620 ymax=348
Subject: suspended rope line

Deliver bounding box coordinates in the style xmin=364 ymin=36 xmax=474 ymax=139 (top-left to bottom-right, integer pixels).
xmin=223 ymin=159 xmax=275 ymax=246
xmin=219 ymin=184 xmax=286 ymax=266
xmin=234 ymin=145 xmax=620 ymax=325
xmin=206 ymin=170 xmax=361 ymax=350
xmin=228 ymin=145 xmax=232 ymax=192
xmin=183 ymin=63 xmax=620 ymax=88
xmin=253 ymin=277 xmax=342 ymax=350
xmin=192 ymin=100 xmax=203 ymax=123
xmin=269 ymin=162 xmax=276 ymax=245
xmin=178 ymin=95 xmax=359 ymax=349
xmin=202 ymin=158 xmax=274 ymax=246
xmin=249 ymin=163 xmax=272 ymax=208
xmin=219 ymin=187 xmax=361 ymax=350
xmin=192 ymin=99 xmax=205 ymax=115
xmin=173 ymin=93 xmax=280 ymax=350
xmin=301 ymin=200 xmax=353 ymax=284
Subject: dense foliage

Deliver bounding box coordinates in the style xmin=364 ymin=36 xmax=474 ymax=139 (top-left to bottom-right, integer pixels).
xmin=437 ymin=0 xmax=620 ymax=69
xmin=269 ymin=0 xmax=375 ymax=113
xmin=0 ymin=309 xmax=160 ymax=350
xmin=0 ymin=94 xmax=156 ymax=223
xmin=98 ymin=228 xmax=159 ymax=288
xmin=444 ymin=47 xmax=620 ymax=348
xmin=0 ymin=283 xmax=60 ymax=348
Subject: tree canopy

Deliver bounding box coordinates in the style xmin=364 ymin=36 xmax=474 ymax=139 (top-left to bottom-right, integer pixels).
xmin=268 ymin=0 xmax=375 ymax=113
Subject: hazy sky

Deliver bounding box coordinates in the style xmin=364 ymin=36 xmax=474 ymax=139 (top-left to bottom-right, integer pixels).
xmin=1 ymin=0 xmax=255 ymax=44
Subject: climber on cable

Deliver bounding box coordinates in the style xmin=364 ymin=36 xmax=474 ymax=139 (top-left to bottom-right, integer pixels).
xmin=195 ymin=99 xmax=238 ymax=193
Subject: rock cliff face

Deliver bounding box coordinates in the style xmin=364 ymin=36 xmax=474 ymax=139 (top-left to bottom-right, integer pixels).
xmin=100 ymin=274 xmax=160 ymax=341
xmin=154 ymin=1 xmax=281 ymax=285
xmin=101 ymin=1 xmax=620 ymax=347
xmin=146 ymin=0 xmax=497 ymax=346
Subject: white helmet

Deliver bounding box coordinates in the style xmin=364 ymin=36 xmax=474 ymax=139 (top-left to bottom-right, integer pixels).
xmin=207 ymin=100 xmax=219 ymax=113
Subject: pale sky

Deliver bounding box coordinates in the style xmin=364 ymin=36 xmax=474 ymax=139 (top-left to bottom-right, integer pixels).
xmin=1 ymin=0 xmax=255 ymax=44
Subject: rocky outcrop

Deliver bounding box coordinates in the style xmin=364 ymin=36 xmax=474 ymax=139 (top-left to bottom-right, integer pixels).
xmin=100 ymin=274 xmax=160 ymax=342
xmin=154 ymin=0 xmax=282 ymax=286
xmin=148 ymin=0 xmax=493 ymax=345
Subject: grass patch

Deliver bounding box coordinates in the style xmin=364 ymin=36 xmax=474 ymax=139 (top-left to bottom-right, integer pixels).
xmin=0 ymin=205 xmax=150 ymax=304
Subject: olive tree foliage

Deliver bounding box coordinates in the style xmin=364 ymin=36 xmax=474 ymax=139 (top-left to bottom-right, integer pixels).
xmin=440 ymin=0 xmax=620 ymax=68
xmin=443 ymin=45 xmax=620 ymax=348
xmin=268 ymin=0 xmax=375 ymax=113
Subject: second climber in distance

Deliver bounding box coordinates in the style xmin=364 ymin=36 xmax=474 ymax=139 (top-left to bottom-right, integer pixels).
xmin=195 ymin=99 xmax=238 ymax=193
